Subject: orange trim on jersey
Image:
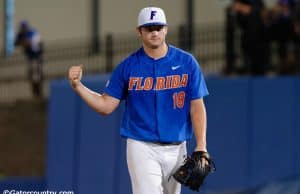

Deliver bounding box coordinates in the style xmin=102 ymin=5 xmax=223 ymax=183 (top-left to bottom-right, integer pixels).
xmin=171 ymin=75 xmax=180 ymax=88
xmin=155 ymin=77 xmax=165 ymax=90
xmin=136 ymin=77 xmax=143 ymax=90
xmin=143 ymin=77 xmax=153 ymax=90
xmin=128 ymin=77 xmax=138 ymax=90
xmin=180 ymin=74 xmax=188 ymax=87
xmin=165 ymin=76 xmax=172 ymax=89
xmin=128 ymin=74 xmax=189 ymax=91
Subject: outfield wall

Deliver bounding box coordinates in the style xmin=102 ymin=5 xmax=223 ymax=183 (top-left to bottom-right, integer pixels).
xmin=46 ymin=75 xmax=300 ymax=194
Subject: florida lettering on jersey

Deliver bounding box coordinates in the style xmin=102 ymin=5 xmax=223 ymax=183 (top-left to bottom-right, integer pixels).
xmin=128 ymin=74 xmax=188 ymax=91
xmin=104 ymin=45 xmax=208 ymax=142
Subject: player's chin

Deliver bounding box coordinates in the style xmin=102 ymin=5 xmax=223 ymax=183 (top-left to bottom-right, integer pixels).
xmin=149 ymin=41 xmax=163 ymax=49
xmin=149 ymin=44 xmax=160 ymax=49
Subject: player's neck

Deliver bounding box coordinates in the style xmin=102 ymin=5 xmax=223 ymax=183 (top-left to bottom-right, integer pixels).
xmin=143 ymin=43 xmax=168 ymax=60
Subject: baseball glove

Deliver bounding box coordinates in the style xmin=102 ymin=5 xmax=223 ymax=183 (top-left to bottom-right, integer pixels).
xmin=172 ymin=151 xmax=215 ymax=191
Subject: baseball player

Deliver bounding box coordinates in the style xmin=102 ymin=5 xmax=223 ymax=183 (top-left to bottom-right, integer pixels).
xmin=68 ymin=7 xmax=209 ymax=194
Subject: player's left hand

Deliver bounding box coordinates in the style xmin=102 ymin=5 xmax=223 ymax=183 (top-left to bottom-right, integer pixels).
xmin=172 ymin=151 xmax=216 ymax=191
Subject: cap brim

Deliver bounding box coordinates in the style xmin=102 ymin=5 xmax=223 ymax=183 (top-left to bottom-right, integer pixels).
xmin=139 ymin=22 xmax=167 ymax=27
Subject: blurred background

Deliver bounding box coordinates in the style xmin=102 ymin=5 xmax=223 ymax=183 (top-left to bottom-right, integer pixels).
xmin=0 ymin=0 xmax=300 ymax=193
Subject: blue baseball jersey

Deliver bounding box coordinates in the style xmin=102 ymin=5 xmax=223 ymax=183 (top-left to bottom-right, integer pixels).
xmin=104 ymin=45 xmax=208 ymax=142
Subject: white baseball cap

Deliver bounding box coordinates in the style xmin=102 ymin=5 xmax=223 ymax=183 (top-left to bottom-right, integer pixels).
xmin=137 ymin=7 xmax=167 ymax=27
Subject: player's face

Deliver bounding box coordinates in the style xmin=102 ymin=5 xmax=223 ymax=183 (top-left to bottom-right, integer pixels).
xmin=137 ymin=25 xmax=168 ymax=49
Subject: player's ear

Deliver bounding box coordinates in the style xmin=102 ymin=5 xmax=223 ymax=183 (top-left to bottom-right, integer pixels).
xmin=164 ymin=26 xmax=168 ymax=35
xmin=136 ymin=27 xmax=142 ymax=37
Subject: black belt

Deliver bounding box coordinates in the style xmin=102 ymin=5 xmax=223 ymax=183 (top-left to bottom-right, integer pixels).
xmin=152 ymin=141 xmax=182 ymax=146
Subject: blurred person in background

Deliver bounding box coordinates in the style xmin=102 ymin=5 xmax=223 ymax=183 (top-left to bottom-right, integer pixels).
xmin=266 ymin=0 xmax=297 ymax=74
xmin=287 ymin=5 xmax=300 ymax=73
xmin=14 ymin=20 xmax=44 ymax=98
xmin=224 ymin=0 xmax=270 ymax=76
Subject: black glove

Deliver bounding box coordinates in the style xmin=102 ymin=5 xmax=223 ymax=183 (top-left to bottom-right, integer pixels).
xmin=172 ymin=151 xmax=216 ymax=191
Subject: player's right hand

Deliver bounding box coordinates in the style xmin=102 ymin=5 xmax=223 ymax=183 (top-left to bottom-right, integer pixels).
xmin=68 ymin=64 xmax=83 ymax=89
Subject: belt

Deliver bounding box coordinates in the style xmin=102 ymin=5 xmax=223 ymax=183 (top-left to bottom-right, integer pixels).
xmin=152 ymin=141 xmax=182 ymax=146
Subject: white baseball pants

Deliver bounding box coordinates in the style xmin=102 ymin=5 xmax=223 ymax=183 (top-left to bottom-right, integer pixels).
xmin=126 ymin=138 xmax=187 ymax=194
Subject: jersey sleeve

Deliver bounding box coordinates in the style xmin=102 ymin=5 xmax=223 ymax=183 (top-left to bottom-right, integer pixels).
xmin=104 ymin=61 xmax=128 ymax=100
xmin=189 ymin=55 xmax=209 ymax=99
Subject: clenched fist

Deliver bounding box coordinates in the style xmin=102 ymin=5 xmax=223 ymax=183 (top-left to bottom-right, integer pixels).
xmin=68 ymin=64 xmax=83 ymax=89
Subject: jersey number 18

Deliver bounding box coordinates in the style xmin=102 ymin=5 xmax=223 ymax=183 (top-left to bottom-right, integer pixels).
xmin=173 ymin=91 xmax=185 ymax=109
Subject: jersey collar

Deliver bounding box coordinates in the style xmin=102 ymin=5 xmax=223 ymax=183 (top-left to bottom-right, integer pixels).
xmin=139 ymin=44 xmax=175 ymax=64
